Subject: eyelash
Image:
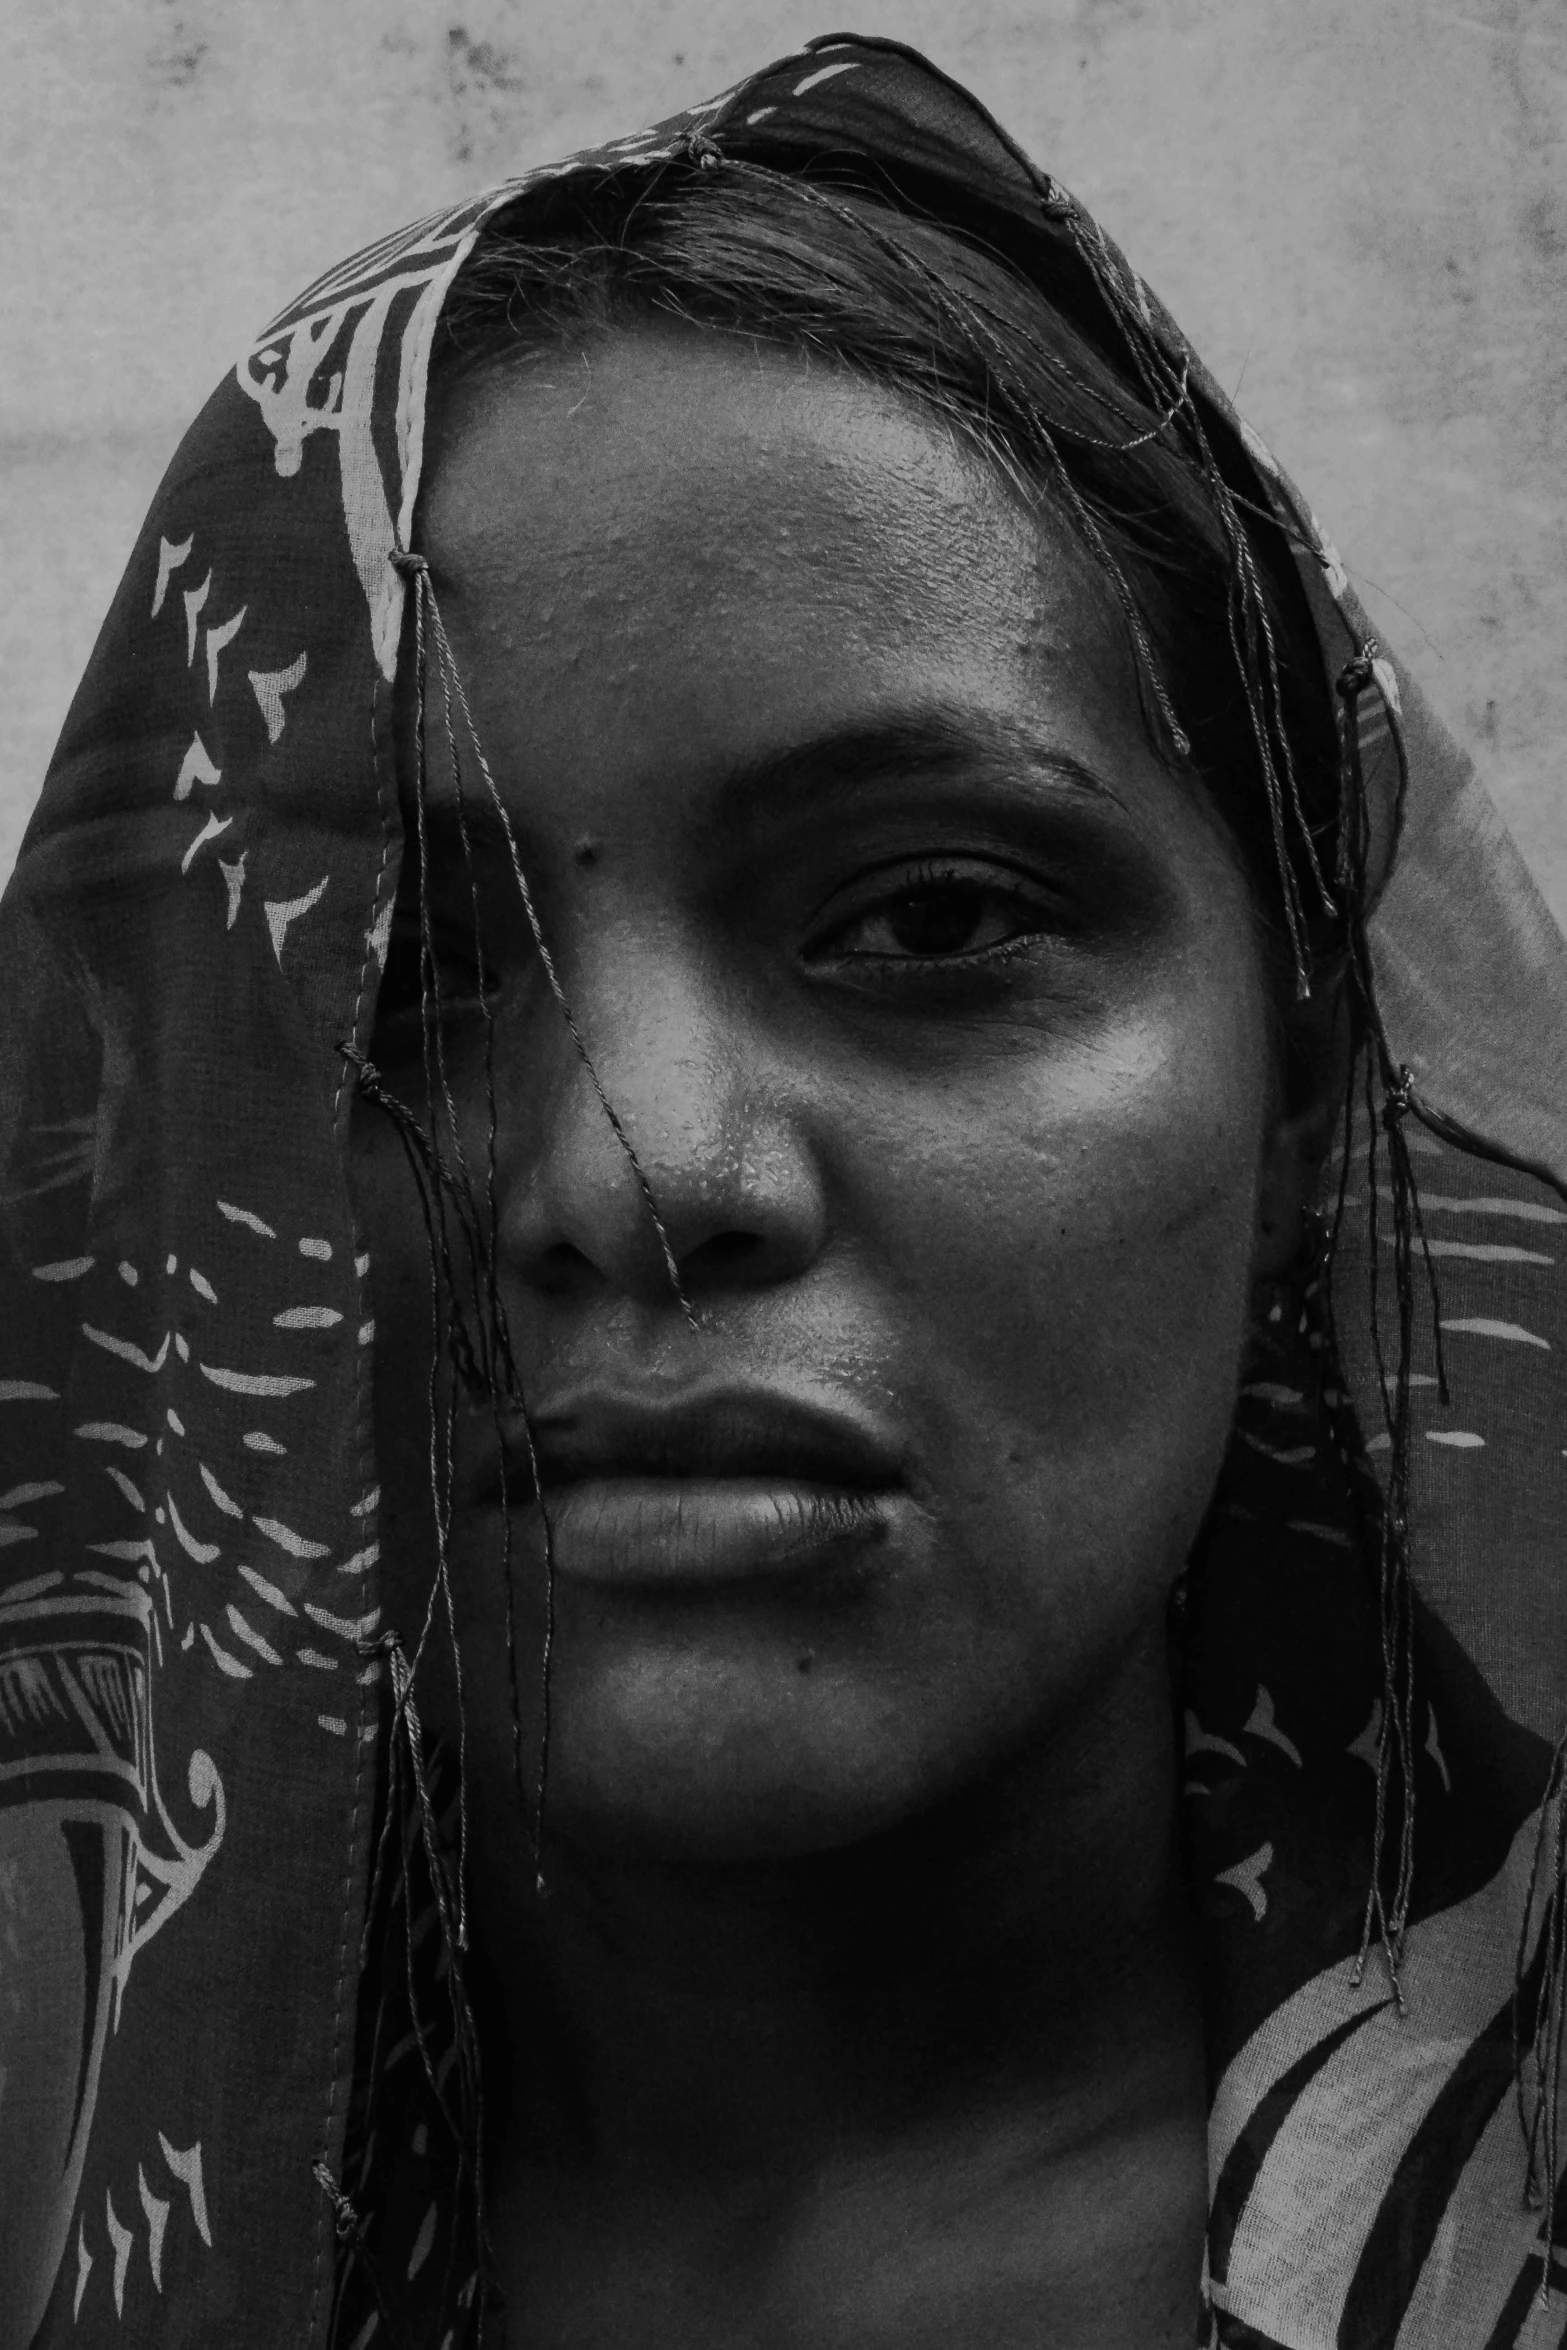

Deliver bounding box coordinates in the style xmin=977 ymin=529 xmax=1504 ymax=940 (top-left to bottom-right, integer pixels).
xmin=378 ymin=858 xmax=1063 ymax=1023
xmin=809 ymin=858 xmax=1059 ymax=974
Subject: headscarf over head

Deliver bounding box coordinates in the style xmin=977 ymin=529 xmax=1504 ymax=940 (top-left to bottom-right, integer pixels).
xmin=2 ymin=34 xmax=1564 ymax=2349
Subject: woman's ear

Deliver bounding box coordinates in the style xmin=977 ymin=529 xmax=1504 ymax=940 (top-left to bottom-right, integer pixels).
xmin=1252 ymin=974 xmax=1354 ymax=1281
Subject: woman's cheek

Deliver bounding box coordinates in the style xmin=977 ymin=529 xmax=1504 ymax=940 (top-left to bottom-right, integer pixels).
xmin=844 ymin=1002 xmax=1264 ymax=1534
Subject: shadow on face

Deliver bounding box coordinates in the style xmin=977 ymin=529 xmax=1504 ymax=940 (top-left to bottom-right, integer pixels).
xmin=352 ymin=321 xmax=1299 ymax=1871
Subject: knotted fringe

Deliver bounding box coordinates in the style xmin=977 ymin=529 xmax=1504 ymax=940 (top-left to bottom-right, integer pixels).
xmin=1318 ymin=650 xmax=1448 ymax=2004
xmin=1516 ymin=1728 xmax=1567 ymax=2301
xmin=1340 ymin=1054 xmax=1443 ymax=2003
xmin=1055 ymin=208 xmax=1336 ymax=995
xmin=1337 ymin=641 xmax=1567 ymax=2265
xmin=1015 ymin=180 xmax=1459 ymax=2014
xmin=1046 ymin=209 xmax=1466 ymax=2001
xmin=1037 ymin=223 xmax=1559 ymax=2141
xmin=322 ymin=1639 xmax=489 ymax=2347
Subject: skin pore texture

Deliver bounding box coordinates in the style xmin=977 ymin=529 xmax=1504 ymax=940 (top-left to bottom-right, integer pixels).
xmin=352 ymin=323 xmax=1326 ymax=2349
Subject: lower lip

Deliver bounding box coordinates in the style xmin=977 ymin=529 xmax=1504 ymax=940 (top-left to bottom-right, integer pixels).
xmin=507 ymin=1477 xmax=895 ymax=1589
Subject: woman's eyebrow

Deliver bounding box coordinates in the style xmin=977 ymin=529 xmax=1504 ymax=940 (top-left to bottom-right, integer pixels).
xmin=409 ymin=708 xmax=1123 ymax=874
xmin=714 ymin=708 xmax=1124 ymax=823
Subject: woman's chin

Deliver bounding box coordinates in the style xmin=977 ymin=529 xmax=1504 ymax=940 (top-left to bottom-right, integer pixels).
xmin=498 ymin=1645 xmax=977 ymax=1865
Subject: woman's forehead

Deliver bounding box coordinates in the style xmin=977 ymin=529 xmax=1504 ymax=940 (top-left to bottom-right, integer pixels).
xmin=416 ymin=324 xmax=1162 ymax=834
xmin=424 ymin=323 xmax=1035 ymax=605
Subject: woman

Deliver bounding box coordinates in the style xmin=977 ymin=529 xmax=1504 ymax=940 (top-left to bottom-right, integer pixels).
xmin=0 ymin=34 xmax=1562 ymax=2350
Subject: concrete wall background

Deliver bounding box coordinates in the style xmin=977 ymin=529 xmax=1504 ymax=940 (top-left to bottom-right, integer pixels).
xmin=3 ymin=0 xmax=1563 ymax=905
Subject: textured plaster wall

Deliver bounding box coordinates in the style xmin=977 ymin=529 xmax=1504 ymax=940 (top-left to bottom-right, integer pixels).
xmin=2 ymin=0 xmax=1563 ymax=905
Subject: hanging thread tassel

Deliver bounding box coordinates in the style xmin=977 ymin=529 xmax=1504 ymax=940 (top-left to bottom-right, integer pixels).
xmin=1328 ymin=649 xmax=1451 ymax=2003
xmin=1516 ymin=1727 xmax=1567 ymax=2303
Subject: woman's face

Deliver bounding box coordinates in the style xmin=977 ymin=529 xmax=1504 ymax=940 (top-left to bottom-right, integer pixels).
xmin=355 ymin=323 xmax=1292 ymax=1864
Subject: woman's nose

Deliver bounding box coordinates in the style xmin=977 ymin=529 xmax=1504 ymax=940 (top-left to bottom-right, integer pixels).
xmin=497 ymin=973 xmax=829 ymax=1309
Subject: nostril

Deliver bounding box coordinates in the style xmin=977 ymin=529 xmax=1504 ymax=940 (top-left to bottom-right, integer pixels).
xmin=536 ymin=1239 xmax=603 ymax=1297
xmin=679 ymin=1230 xmax=776 ymax=1288
xmin=502 ymin=1098 xmax=827 ymax=1308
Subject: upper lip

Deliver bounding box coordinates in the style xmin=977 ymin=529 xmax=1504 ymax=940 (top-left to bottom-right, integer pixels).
xmin=464 ymin=1383 xmax=905 ymax=1501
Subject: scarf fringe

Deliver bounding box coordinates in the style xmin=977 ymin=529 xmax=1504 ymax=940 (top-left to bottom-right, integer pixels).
xmin=1516 ymin=1728 xmax=1567 ymax=2298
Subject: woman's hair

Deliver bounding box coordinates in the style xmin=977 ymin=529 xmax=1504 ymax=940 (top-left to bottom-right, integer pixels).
xmin=431 ymin=156 xmax=1346 ymax=1040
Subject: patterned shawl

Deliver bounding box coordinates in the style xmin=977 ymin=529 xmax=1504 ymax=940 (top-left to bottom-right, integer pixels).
xmin=2 ymin=35 xmax=1563 ymax=2350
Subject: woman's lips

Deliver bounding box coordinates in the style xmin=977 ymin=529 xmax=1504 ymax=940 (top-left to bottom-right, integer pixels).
xmin=520 ymin=1476 xmax=894 ymax=1590
xmin=459 ymin=1384 xmax=906 ymax=1590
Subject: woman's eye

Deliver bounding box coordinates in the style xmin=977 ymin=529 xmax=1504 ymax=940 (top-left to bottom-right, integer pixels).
xmin=823 ymin=869 xmax=1049 ymax=965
